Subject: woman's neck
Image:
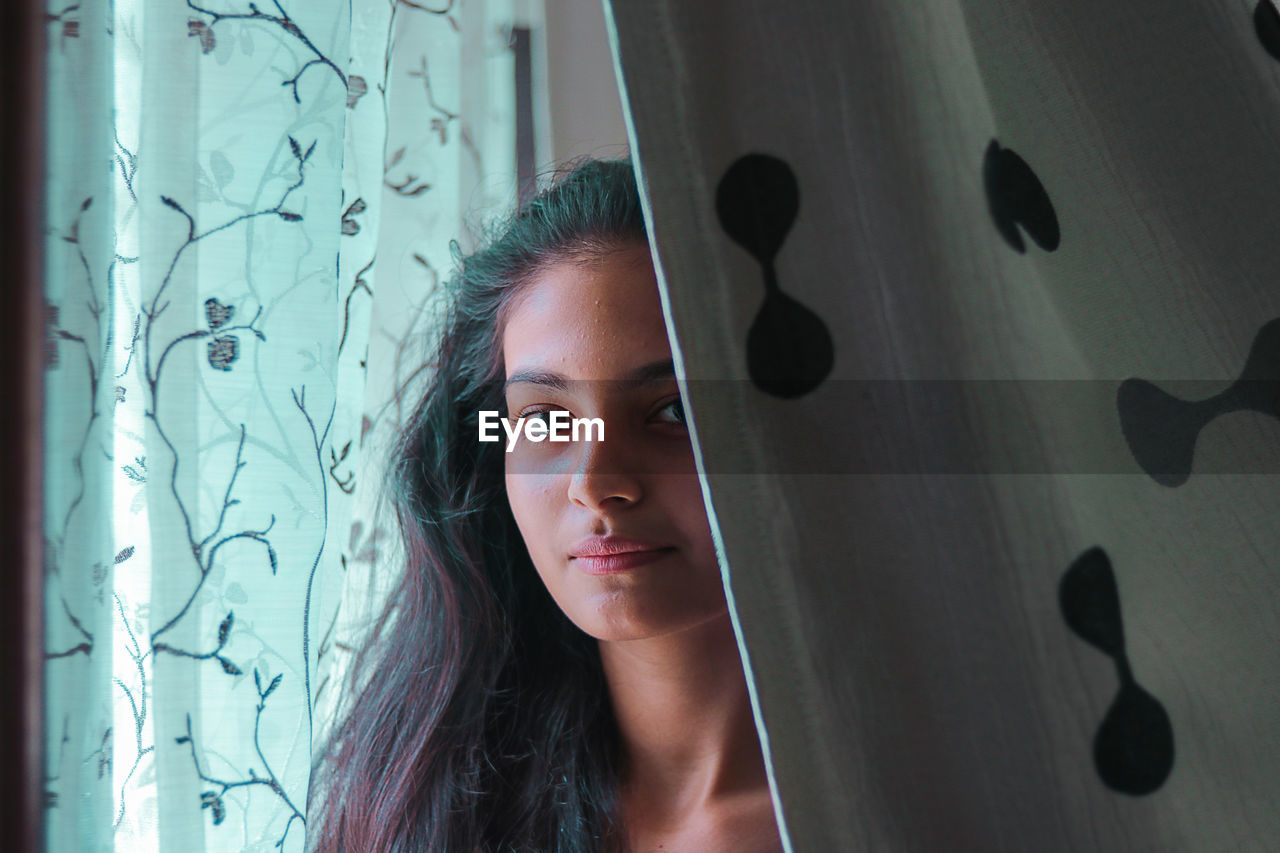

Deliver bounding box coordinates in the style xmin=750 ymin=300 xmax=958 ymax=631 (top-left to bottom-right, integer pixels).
xmin=598 ymin=611 xmax=770 ymax=818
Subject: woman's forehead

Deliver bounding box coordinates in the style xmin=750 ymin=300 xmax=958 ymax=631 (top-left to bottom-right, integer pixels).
xmin=502 ymin=248 xmax=671 ymax=382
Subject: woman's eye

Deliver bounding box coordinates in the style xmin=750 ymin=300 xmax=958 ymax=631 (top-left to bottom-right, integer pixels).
xmin=520 ymin=408 xmax=564 ymax=424
xmin=654 ymin=397 xmax=686 ymax=425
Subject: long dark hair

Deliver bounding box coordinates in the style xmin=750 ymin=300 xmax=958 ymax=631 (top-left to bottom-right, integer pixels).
xmin=309 ymin=159 xmax=648 ymax=852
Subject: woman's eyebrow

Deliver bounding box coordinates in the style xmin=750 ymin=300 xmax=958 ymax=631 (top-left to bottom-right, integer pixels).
xmin=504 ymin=359 xmax=675 ymax=391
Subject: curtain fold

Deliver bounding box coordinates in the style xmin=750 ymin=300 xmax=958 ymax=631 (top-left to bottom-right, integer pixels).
xmin=312 ymin=0 xmax=528 ymax=779
xmin=607 ymin=0 xmax=1280 ymax=850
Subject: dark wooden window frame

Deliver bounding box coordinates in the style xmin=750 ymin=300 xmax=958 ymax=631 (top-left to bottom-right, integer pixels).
xmin=3 ymin=1 xmax=47 ymax=851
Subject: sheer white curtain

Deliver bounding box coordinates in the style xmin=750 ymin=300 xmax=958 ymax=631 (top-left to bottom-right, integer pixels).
xmin=41 ymin=1 xmax=533 ymax=850
xmin=311 ymin=0 xmax=533 ymax=789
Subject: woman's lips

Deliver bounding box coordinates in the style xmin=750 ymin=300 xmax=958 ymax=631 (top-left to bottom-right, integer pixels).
xmin=571 ymin=547 xmax=676 ymax=575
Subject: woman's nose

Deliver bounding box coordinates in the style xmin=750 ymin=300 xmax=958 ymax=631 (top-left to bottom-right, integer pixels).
xmin=565 ymin=427 xmax=644 ymax=510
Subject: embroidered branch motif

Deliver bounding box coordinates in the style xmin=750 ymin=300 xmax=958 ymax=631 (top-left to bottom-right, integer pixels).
xmin=292 ymin=385 xmax=336 ymax=743
xmin=174 ymin=668 xmax=305 ymax=847
xmin=186 ymin=1 xmax=348 ymax=103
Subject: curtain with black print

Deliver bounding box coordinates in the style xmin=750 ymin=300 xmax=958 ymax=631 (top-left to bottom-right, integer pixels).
xmin=40 ymin=1 xmax=530 ymax=850
xmin=606 ymin=1 xmax=1280 ymax=850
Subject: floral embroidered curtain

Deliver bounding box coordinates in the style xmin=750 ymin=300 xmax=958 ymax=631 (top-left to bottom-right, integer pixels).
xmin=41 ymin=1 xmax=528 ymax=849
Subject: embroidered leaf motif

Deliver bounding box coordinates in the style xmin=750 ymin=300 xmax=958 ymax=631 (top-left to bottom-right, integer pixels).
xmin=207 ymin=336 xmax=239 ymax=371
xmin=346 ymin=75 xmax=368 ymax=109
xmin=123 ymin=456 xmax=147 ymax=483
xmin=217 ymin=611 xmax=233 ymax=647
xmin=200 ymin=790 xmax=226 ymax=825
xmin=341 ymin=197 xmax=366 ymax=236
xmin=348 ymin=522 xmax=384 ymax=565
xmin=209 ymin=151 xmax=234 ymax=189
xmin=114 ymin=546 xmax=135 ymax=564
xmin=264 ymin=673 xmax=282 ymax=699
xmin=225 ymin=582 xmax=248 ymax=604
xmin=217 ymin=655 xmax=242 ymax=676
xmin=187 ymin=19 xmax=215 ymax=54
xmin=278 ymin=211 xmax=302 ymax=222
xmin=204 ymin=298 xmax=234 ymax=331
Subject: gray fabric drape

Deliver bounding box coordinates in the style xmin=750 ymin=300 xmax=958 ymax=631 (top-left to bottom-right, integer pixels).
xmin=606 ymin=1 xmax=1280 ymax=849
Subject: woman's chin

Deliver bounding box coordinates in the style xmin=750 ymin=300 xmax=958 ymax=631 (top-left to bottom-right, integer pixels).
xmin=577 ymin=596 xmax=732 ymax=643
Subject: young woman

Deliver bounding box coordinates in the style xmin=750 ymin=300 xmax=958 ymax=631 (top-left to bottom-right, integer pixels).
xmin=310 ymin=159 xmax=784 ymax=852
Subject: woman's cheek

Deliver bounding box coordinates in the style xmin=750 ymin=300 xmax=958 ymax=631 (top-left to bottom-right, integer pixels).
xmin=505 ymin=434 xmax=578 ymax=477
xmin=505 ymin=469 xmax=563 ymax=544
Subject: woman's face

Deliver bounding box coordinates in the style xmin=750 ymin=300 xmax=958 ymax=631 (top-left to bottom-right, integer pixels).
xmin=501 ymin=243 xmax=726 ymax=642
